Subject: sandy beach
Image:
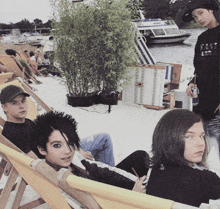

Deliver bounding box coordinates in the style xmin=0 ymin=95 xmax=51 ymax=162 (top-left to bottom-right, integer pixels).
xmin=0 ymin=38 xmax=220 ymax=208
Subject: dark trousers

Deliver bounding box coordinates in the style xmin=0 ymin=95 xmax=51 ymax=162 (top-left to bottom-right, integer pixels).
xmin=116 ymin=150 xmax=149 ymax=177
xmin=193 ymin=98 xmax=219 ymax=121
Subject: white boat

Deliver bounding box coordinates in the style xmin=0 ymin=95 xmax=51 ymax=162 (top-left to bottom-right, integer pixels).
xmin=134 ymin=18 xmax=191 ymax=44
xmin=1 ymin=29 xmax=51 ymax=46
xmin=1 ymin=29 xmax=26 ymax=45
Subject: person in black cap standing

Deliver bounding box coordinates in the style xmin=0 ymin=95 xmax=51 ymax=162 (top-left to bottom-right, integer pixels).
xmin=183 ymin=0 xmax=220 ymax=122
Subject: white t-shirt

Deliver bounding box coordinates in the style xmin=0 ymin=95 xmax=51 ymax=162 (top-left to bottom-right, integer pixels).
xmin=31 ymin=56 xmax=42 ymax=65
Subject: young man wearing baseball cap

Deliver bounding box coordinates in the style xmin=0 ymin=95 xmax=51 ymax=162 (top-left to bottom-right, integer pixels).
xmin=0 ymin=85 xmax=116 ymax=166
xmin=0 ymin=85 xmax=38 ymax=159
xmin=183 ymin=0 xmax=220 ymax=122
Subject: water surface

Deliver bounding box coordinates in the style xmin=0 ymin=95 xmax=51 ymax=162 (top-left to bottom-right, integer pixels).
xmin=148 ymin=28 xmax=206 ymax=66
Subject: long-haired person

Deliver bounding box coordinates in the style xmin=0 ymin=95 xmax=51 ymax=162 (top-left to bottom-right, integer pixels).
xmin=183 ymin=0 xmax=220 ymax=122
xmin=145 ymin=109 xmax=220 ymax=207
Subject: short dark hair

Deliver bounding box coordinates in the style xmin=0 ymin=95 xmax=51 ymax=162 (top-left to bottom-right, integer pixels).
xmin=29 ymin=51 xmax=34 ymax=57
xmin=213 ymin=9 xmax=220 ymax=23
xmin=32 ymin=111 xmax=80 ymax=151
xmin=5 ymin=49 xmax=17 ymax=56
xmin=151 ymin=109 xmax=207 ymax=167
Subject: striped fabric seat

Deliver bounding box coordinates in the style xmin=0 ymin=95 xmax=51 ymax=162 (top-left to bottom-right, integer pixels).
xmin=134 ymin=36 xmax=174 ymax=85
xmin=134 ymin=36 xmax=156 ymax=65
xmin=165 ymin=65 xmax=174 ymax=84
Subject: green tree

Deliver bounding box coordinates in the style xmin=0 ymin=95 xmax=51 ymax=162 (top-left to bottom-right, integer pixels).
xmin=142 ymin=0 xmax=170 ymax=19
xmin=0 ymin=23 xmax=13 ymax=30
xmin=14 ymin=19 xmax=33 ymax=30
xmin=33 ymin=18 xmax=43 ymax=27
xmin=43 ymin=20 xmax=52 ymax=28
xmin=52 ymin=0 xmax=137 ymax=96
xmin=171 ymin=0 xmax=189 ymax=27
xmin=127 ymin=0 xmax=144 ymax=19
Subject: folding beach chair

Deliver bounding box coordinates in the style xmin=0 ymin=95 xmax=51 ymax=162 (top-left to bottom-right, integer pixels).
xmin=0 ymin=55 xmax=39 ymax=85
xmin=0 ymin=79 xmax=52 ymax=208
xmin=17 ymin=51 xmax=41 ymax=76
xmin=0 ymin=134 xmax=47 ymax=209
xmin=134 ymin=36 xmax=156 ymax=65
xmin=0 ymin=55 xmax=25 ymax=79
xmin=0 ymin=73 xmax=15 ymax=85
xmin=0 ymin=138 xmax=72 ymax=209
xmin=33 ymin=159 xmax=199 ymax=209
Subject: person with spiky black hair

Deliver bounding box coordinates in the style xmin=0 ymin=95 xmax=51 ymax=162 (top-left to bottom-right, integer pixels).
xmin=0 ymin=84 xmax=115 ymax=166
xmin=32 ymin=111 xmax=149 ymax=193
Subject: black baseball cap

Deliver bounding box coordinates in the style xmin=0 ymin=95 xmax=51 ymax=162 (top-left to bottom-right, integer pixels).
xmin=0 ymin=85 xmax=30 ymax=104
xmin=182 ymin=0 xmax=219 ymax=22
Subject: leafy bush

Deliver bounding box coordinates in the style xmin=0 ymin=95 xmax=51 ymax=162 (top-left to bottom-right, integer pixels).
xmin=51 ymin=0 xmax=137 ymax=96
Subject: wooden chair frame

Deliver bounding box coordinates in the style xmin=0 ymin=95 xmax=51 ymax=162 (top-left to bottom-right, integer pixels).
xmin=0 ymin=54 xmax=39 ymax=85
xmin=33 ymin=159 xmax=198 ymax=209
xmin=0 ymin=79 xmax=51 ymax=208
xmin=0 ymin=73 xmax=15 ymax=85
xmin=0 ymin=139 xmax=72 ymax=209
xmin=17 ymin=51 xmax=41 ymax=76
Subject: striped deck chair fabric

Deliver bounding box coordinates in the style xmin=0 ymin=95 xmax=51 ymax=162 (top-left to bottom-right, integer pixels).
xmin=134 ymin=36 xmax=175 ymax=85
xmin=134 ymin=36 xmax=156 ymax=65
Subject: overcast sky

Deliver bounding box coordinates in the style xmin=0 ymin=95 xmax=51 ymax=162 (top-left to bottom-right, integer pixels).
xmin=1 ymin=0 xmax=53 ymax=24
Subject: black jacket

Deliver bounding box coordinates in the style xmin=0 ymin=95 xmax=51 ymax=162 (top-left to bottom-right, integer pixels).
xmin=191 ymin=25 xmax=220 ymax=102
xmin=70 ymin=160 xmax=135 ymax=190
xmin=146 ymin=165 xmax=220 ymax=207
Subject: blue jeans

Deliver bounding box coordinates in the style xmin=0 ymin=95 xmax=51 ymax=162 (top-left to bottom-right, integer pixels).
xmin=80 ymin=133 xmax=115 ymax=166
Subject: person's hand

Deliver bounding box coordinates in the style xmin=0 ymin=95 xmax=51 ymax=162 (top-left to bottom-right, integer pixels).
xmin=214 ymin=104 xmax=220 ymax=113
xmin=78 ymin=149 xmax=94 ymax=161
xmin=132 ymin=176 xmax=146 ymax=194
xmin=186 ymin=83 xmax=195 ymax=98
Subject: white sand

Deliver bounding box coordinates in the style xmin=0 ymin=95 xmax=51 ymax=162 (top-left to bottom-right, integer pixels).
xmin=1 ymin=64 xmax=220 ymax=208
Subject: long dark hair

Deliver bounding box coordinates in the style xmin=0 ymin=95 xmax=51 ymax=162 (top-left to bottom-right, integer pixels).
xmin=213 ymin=9 xmax=220 ymax=23
xmin=150 ymin=109 xmax=207 ymax=168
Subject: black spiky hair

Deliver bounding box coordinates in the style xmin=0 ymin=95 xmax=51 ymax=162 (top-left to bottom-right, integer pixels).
xmin=32 ymin=111 xmax=80 ymax=150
